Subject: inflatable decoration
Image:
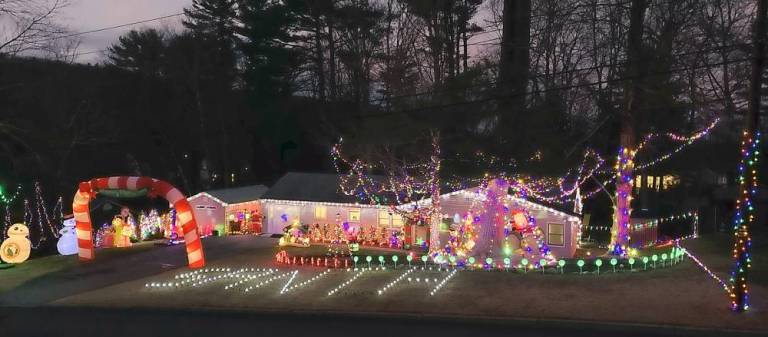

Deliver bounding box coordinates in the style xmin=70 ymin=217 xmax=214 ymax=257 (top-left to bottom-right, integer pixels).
xmin=57 ymin=218 xmax=79 ymax=255
xmin=279 ymin=220 xmax=310 ymax=247
xmin=1 ymin=223 xmax=32 ymax=264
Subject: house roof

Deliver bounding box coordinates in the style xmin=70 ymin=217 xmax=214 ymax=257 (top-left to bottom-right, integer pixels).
xmin=261 ymin=172 xmax=580 ymax=220
xmin=191 ymin=184 xmax=269 ymax=205
xmin=261 ymin=172 xmax=360 ymax=204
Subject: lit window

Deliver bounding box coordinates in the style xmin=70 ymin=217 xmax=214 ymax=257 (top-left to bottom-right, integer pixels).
xmin=547 ymin=223 xmax=564 ymax=246
xmin=378 ymin=210 xmax=390 ymax=226
xmin=634 ymin=175 xmax=641 ymax=188
xmin=655 ymin=176 xmax=661 ymax=191
xmin=349 ymin=209 xmax=361 ymax=222
xmin=392 ymin=214 xmax=404 ymax=226
xmin=647 ymin=176 xmax=655 ymax=189
xmin=315 ymin=206 xmax=327 ymax=219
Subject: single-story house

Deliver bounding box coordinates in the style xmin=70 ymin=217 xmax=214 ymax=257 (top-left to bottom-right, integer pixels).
xmin=261 ymin=172 xmax=582 ymax=258
xmin=187 ymin=184 xmax=269 ymax=236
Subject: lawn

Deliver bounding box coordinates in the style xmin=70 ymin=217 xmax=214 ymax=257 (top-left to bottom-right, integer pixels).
xmin=12 ymin=232 xmax=758 ymax=332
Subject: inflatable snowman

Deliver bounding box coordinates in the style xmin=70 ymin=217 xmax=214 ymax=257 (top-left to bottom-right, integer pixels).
xmin=57 ymin=218 xmax=79 ymax=256
xmin=1 ymin=223 xmax=32 ymax=264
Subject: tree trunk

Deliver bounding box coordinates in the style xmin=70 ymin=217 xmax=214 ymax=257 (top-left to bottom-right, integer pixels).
xmin=611 ymin=0 xmax=646 ymax=256
xmin=315 ymin=15 xmax=326 ymax=102
xmin=499 ymin=0 xmax=531 ymax=123
xmin=731 ymin=0 xmax=766 ymax=313
xmin=327 ymin=17 xmax=337 ymax=101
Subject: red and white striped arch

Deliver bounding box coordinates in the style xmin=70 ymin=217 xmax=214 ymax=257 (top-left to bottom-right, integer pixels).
xmin=72 ymin=176 xmax=206 ymax=268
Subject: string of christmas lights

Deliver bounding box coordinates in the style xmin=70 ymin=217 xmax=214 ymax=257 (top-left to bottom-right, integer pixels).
xmin=729 ymin=130 xmax=758 ymax=312
xmin=635 ymin=118 xmax=720 ymax=170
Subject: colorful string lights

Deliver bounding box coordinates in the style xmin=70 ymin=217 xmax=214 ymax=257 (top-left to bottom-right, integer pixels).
xmin=729 ymin=130 xmax=758 ymax=312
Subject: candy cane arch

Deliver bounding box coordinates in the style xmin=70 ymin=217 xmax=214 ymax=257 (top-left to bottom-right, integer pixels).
xmin=72 ymin=177 xmax=206 ymax=268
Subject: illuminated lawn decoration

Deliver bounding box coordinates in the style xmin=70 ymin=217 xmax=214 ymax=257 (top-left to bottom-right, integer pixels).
xmin=281 ymin=270 xmax=331 ymax=294
xmin=328 ymin=269 xmax=366 ymax=296
xmin=557 ymin=260 xmax=566 ymax=273
xmin=279 ymin=270 xmax=299 ymax=294
xmin=429 ymin=269 xmax=457 ymax=296
xmin=378 ymin=268 xmax=415 ymax=295
xmin=224 ymin=269 xmax=276 ymax=290
xmin=244 ymin=272 xmax=292 ymax=293
xmin=0 ymin=224 xmax=31 ymax=264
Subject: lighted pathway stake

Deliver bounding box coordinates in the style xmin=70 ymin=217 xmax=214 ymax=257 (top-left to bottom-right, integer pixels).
xmin=652 ymin=254 xmax=658 ymax=268
xmin=366 ymin=256 xmax=372 ymax=269
xmin=595 ymin=259 xmax=602 ymax=275
xmin=378 ymin=268 xmax=415 ymax=296
xmin=577 ymin=259 xmax=585 ymax=274
xmin=504 ymin=258 xmax=511 ymax=271
xmin=539 ymin=259 xmax=547 ymax=274
xmin=628 ymin=258 xmax=635 ymax=272
xmin=429 ymin=269 xmax=458 ymax=296
xmin=661 ymin=253 xmax=668 ymax=267
xmin=422 ymin=255 xmax=428 ymax=269
xmin=520 ymin=259 xmax=528 ymax=273
xmin=281 ymin=269 xmax=331 ymax=294
xmin=224 ymin=269 xmax=276 ymax=290
xmin=279 ymin=270 xmax=299 ymax=294
xmin=392 ymin=255 xmax=399 ymax=268
xmin=406 ymin=254 xmax=412 ymax=267
xmin=610 ymin=258 xmax=618 ymax=273
xmin=643 ymin=256 xmax=649 ymax=270
xmin=244 ymin=272 xmax=292 ymax=293
xmin=353 ymin=256 xmax=359 ymax=269
xmin=558 ymin=260 xmax=566 ymax=274
xmin=328 ymin=269 xmax=366 ymax=296
xmin=378 ymin=256 xmax=385 ymax=268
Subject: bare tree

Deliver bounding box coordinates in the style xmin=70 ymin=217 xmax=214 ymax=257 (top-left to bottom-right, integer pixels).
xmin=0 ymin=0 xmax=69 ymax=56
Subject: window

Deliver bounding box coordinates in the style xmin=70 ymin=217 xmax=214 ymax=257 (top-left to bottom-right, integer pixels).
xmin=315 ymin=206 xmax=327 ymax=220
xmin=547 ymin=223 xmax=564 ymax=246
xmin=348 ymin=209 xmax=361 ymax=222
xmin=378 ymin=210 xmax=391 ymax=226
xmin=392 ymin=214 xmax=404 ymax=227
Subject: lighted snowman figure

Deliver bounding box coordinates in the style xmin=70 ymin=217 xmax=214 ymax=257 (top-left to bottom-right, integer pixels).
xmin=57 ymin=218 xmax=79 ymax=256
xmin=1 ymin=223 xmax=32 ymax=264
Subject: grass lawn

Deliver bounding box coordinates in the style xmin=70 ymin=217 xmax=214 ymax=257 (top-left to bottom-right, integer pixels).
xmin=19 ymin=232 xmax=761 ymax=332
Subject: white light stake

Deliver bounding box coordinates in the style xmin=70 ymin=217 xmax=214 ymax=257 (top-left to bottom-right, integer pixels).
xmin=406 ymin=254 xmax=412 ymax=267
xmin=661 ymin=253 xmax=668 ymax=267
xmin=366 ymin=256 xmax=372 ymax=269
xmin=558 ymin=260 xmax=566 ymax=274
xmin=643 ymin=256 xmax=649 ymax=270
xmin=503 ymin=258 xmax=511 ymax=272
xmin=392 ymin=255 xmax=399 ymax=268
xmin=520 ymin=258 xmax=528 ymax=273
xmin=577 ymin=260 xmax=585 ymax=274
xmin=421 ymin=255 xmax=428 ymax=268
xmin=378 ymin=256 xmax=385 ymax=267
xmin=652 ymin=254 xmax=658 ymax=268
xmin=628 ymin=257 xmax=635 ymax=272
xmin=595 ymin=259 xmax=602 ymax=275
xmin=539 ymin=259 xmax=547 ymax=274
xmin=353 ymin=256 xmax=359 ymax=269
xmin=610 ymin=258 xmax=618 ymax=273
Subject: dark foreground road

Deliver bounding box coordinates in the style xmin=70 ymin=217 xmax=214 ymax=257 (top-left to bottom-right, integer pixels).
xmin=0 ymin=306 xmax=763 ymax=337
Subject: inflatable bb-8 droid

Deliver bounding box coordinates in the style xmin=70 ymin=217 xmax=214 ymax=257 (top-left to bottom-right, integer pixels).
xmin=1 ymin=223 xmax=32 ymax=264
